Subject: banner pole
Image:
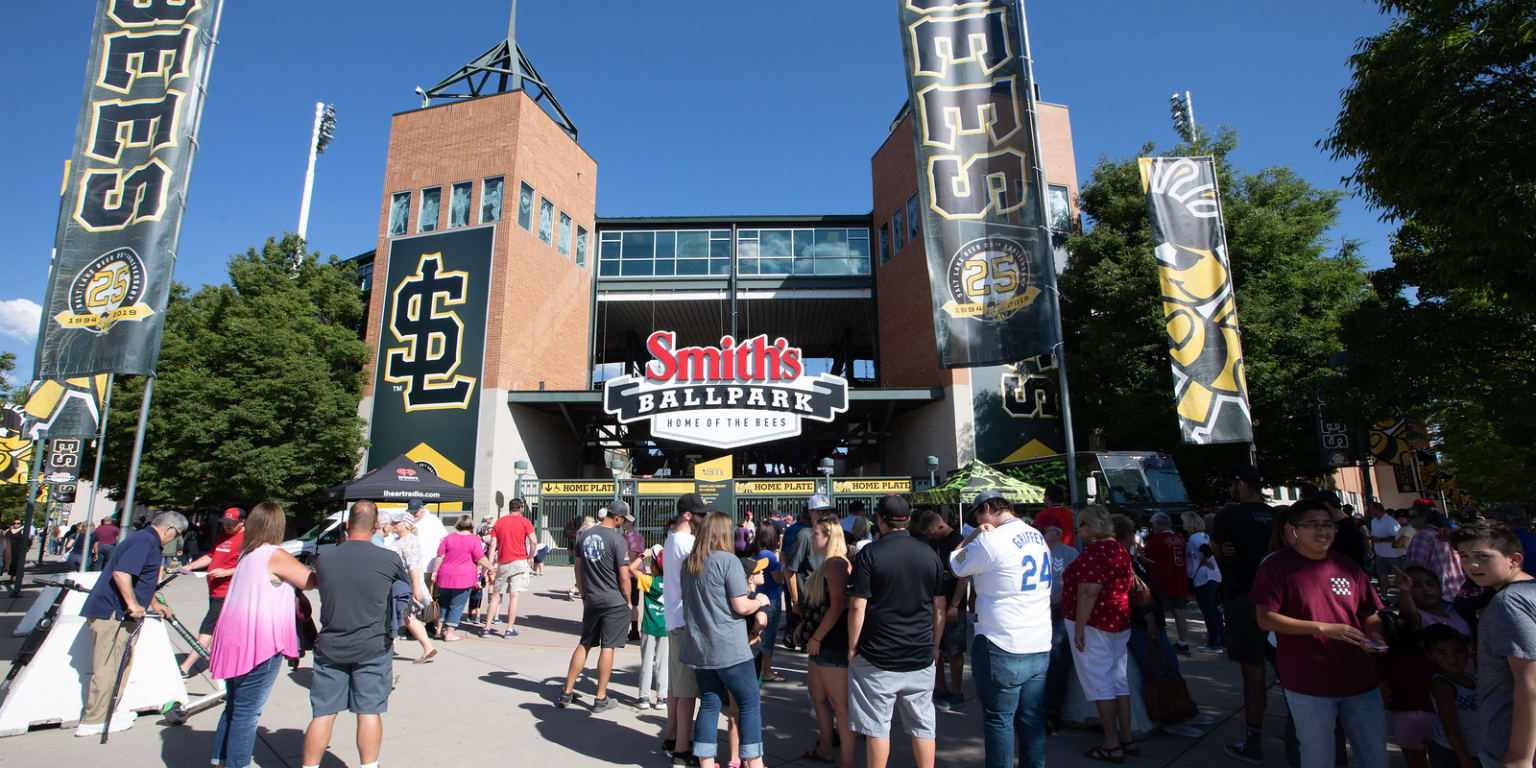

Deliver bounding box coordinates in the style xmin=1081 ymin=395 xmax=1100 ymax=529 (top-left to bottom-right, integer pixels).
xmin=79 ymin=373 xmax=114 ymax=574
xmin=119 ymin=375 xmax=155 ymax=527
xmin=1017 ymin=4 xmax=1080 ymax=506
xmin=10 ymin=436 xmax=47 ymax=597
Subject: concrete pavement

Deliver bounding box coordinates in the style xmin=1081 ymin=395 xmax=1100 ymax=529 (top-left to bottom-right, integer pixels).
xmin=0 ymin=557 xmax=1407 ymax=767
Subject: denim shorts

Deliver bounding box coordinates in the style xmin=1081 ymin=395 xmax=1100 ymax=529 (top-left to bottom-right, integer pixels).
xmin=811 ymin=644 xmax=849 ymax=669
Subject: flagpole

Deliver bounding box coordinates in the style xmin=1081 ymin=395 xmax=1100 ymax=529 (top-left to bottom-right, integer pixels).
xmin=10 ymin=435 xmax=47 ymax=597
xmin=119 ymin=375 xmax=154 ymax=527
xmin=1017 ymin=4 xmax=1080 ymax=507
xmin=1204 ymin=155 xmax=1259 ymax=465
xmin=79 ymin=373 xmax=113 ymax=574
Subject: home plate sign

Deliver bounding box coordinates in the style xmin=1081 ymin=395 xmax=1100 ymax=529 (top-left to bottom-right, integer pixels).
xmin=603 ymin=331 xmax=849 ymax=450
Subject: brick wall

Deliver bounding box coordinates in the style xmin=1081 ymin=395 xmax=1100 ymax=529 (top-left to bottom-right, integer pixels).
xmin=362 ymin=90 xmax=598 ymax=398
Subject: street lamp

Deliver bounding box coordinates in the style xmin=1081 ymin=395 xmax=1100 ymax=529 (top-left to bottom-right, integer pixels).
xmin=818 ymin=457 xmax=835 ymax=506
xmin=611 ymin=457 xmax=625 ymax=501
xmin=925 ymin=455 xmax=939 ymax=490
xmin=514 ymin=459 xmax=529 ymax=503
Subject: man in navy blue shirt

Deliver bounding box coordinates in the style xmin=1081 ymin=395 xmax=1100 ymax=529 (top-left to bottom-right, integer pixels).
xmin=76 ymin=511 xmax=188 ymax=737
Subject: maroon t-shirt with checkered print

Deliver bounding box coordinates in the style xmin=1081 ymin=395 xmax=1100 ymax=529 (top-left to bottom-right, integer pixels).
xmin=1250 ymin=547 xmax=1383 ymax=697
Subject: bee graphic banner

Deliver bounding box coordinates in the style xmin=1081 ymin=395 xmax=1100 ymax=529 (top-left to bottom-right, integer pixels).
xmin=897 ymin=0 xmax=1061 ymax=368
xmin=34 ymin=0 xmax=220 ymax=378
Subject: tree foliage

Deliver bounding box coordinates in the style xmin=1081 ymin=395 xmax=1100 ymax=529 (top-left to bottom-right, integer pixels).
xmin=100 ymin=234 xmax=369 ymax=522
xmin=1324 ymin=0 xmax=1536 ymax=307
xmin=1061 ymin=130 xmax=1372 ymax=499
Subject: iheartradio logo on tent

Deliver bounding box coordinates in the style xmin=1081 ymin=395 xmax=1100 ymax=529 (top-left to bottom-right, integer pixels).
xmin=396 ymin=468 xmax=419 ymax=481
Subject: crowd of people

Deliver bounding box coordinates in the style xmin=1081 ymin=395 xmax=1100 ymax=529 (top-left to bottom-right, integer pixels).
xmin=56 ymin=475 xmax=1536 ymax=768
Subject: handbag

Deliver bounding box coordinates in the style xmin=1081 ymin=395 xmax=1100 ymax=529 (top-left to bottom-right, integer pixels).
xmin=1140 ymin=636 xmax=1198 ymax=722
xmin=1129 ymin=573 xmax=1154 ymax=609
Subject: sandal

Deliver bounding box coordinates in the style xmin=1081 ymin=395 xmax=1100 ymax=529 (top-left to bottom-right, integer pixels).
xmin=764 ymin=673 xmax=787 ymax=682
xmin=1084 ymin=745 xmax=1124 ymax=764
xmin=414 ymin=648 xmax=439 ymax=664
xmin=799 ymin=748 xmax=835 ymax=764
xmin=1120 ymin=741 xmax=1141 ymax=756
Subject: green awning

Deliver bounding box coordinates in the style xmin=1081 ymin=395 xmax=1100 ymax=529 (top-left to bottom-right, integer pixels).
xmin=910 ymin=459 xmax=1045 ymax=506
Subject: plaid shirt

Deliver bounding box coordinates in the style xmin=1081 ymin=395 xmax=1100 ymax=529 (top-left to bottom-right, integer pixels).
xmin=1404 ymin=528 xmax=1463 ymax=602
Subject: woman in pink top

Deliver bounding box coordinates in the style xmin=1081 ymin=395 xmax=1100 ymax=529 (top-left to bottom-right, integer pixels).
xmin=207 ymin=502 xmax=316 ymax=768
xmin=432 ymin=517 xmax=493 ymax=641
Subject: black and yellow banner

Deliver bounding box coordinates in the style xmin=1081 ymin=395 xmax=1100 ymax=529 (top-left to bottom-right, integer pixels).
xmin=35 ymin=0 xmax=220 ymax=378
xmin=1138 ymin=156 xmax=1253 ymax=445
xmin=367 ymin=227 xmax=494 ymax=490
xmin=897 ymin=0 xmax=1061 ymax=368
xmin=972 ymin=350 xmax=1065 ymax=463
xmin=24 ymin=375 xmax=109 ymax=439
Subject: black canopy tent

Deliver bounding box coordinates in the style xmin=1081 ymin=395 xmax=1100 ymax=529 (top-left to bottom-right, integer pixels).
xmin=324 ymin=454 xmax=474 ymax=503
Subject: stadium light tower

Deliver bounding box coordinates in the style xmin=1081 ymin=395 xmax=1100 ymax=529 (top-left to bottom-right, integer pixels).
xmin=296 ymin=101 xmax=337 ymax=257
xmin=1169 ymin=91 xmax=1196 ymax=142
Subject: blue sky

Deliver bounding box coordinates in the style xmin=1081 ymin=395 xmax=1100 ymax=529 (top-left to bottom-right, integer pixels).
xmin=0 ymin=1 xmax=1399 ymax=382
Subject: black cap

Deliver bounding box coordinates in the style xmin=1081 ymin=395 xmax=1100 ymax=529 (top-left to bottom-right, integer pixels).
xmin=1230 ymin=464 xmax=1262 ymax=486
xmin=1309 ymin=489 xmax=1342 ymax=508
xmin=608 ymin=500 xmax=636 ymax=522
xmin=875 ymin=494 xmax=911 ymax=522
xmin=677 ymin=493 xmax=707 ymax=514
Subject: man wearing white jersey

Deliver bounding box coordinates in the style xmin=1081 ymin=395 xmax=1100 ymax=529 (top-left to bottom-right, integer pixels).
xmin=951 ymin=490 xmax=1053 ymax=768
xmin=662 ymin=493 xmax=707 ymax=767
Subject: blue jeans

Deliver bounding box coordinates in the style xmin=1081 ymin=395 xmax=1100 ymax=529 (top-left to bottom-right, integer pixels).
xmin=759 ymin=602 xmax=782 ymax=655
xmin=437 ymin=587 xmax=471 ymax=627
xmin=1283 ymin=688 xmax=1388 ymax=768
xmin=211 ymin=654 xmax=285 ymax=768
xmin=1192 ymin=581 xmax=1223 ymax=648
xmin=693 ymin=660 xmax=762 ymax=760
xmin=1045 ymin=608 xmax=1074 ymax=718
xmin=1126 ymin=623 xmax=1182 ymax=679
xmin=972 ymin=634 xmax=1048 ymax=768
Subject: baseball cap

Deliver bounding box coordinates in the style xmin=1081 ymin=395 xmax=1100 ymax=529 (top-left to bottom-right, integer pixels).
xmin=875 ymin=494 xmax=911 ymax=522
xmin=807 ymin=494 xmax=832 ymax=511
xmin=406 ymin=498 xmax=424 ymax=512
xmin=387 ymin=509 xmax=411 ymax=524
xmin=220 ymin=507 xmax=245 ymax=524
xmin=970 ymin=489 xmax=1007 ymax=510
xmin=677 ymin=493 xmax=708 ymax=515
xmin=739 ymin=556 xmax=768 ymax=578
xmin=1230 ymin=464 xmax=1263 ymax=486
xmin=1309 ymin=489 xmax=1342 ymax=508
xmin=608 ymin=500 xmax=636 ymax=522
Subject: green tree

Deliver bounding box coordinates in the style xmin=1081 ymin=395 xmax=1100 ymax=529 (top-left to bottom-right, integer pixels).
xmin=100 ymin=234 xmax=370 ymax=523
xmin=1324 ymin=0 xmax=1536 ymax=307
xmin=1334 ymin=221 xmax=1536 ymax=507
xmin=1061 ymin=130 xmax=1372 ymax=498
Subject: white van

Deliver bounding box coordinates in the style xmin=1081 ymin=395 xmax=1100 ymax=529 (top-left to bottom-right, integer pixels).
xmin=280 ymin=512 xmax=346 ymax=564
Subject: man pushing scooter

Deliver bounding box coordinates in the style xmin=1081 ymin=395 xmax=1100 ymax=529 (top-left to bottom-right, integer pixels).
xmin=75 ymin=511 xmax=189 ymax=739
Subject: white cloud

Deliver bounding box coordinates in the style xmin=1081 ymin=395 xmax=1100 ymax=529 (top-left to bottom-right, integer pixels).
xmin=0 ymin=298 xmax=42 ymax=344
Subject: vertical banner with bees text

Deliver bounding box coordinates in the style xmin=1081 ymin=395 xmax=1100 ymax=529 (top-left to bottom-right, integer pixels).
xmin=1138 ymin=156 xmax=1253 ymax=445
xmin=897 ymin=0 xmax=1061 ymax=368
xmin=34 ymin=0 xmax=220 ymax=378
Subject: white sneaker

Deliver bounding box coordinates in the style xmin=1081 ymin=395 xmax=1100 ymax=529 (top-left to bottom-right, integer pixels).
xmin=108 ymin=712 xmax=136 ymax=732
xmin=73 ymin=721 xmax=104 ymax=737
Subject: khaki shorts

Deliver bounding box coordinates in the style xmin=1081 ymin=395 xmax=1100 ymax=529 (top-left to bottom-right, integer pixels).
xmin=493 ymin=560 xmax=531 ymax=595
xmin=667 ymin=627 xmax=699 ymax=698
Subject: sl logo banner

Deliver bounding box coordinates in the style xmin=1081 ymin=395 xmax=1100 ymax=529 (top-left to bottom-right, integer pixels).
xmin=384 ymin=253 xmax=476 ymax=412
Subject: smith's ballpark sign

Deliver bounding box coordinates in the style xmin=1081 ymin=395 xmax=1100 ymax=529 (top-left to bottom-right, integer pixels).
xmin=603 ymin=331 xmax=849 ymax=449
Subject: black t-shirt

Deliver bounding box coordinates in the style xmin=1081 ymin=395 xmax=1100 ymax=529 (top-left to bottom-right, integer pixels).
xmin=1212 ymin=501 xmax=1276 ymax=600
xmin=576 ymin=525 xmax=627 ymax=610
xmin=929 ymin=529 xmax=966 ymax=604
xmin=1330 ymin=518 xmax=1369 ymax=569
xmin=315 ymin=540 xmax=410 ymax=664
xmin=848 ymin=530 xmax=943 ymax=672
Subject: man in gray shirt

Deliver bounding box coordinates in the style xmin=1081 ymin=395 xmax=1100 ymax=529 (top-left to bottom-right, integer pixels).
xmin=558 ymin=502 xmax=634 ymax=712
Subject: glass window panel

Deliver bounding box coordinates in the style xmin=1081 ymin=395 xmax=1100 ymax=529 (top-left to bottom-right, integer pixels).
xmin=739 ymin=230 xmax=758 ymax=238
xmin=760 ymin=258 xmax=792 ymax=275
xmin=710 ymin=237 xmax=731 ymax=260
xmin=620 ymin=260 xmax=654 ymax=277
xmin=848 ymin=236 xmax=871 ymax=261
xmin=1048 ymin=185 xmax=1072 ymax=232
xmin=737 ymin=258 xmax=759 ymax=275
xmin=878 ymin=224 xmax=890 ymax=264
xmin=891 ymin=210 xmax=904 ymax=251
xmin=576 ymin=226 xmax=589 ymax=267
xmin=600 ymin=259 xmax=620 ymax=276
xmin=621 ymin=231 xmax=654 ymax=259
xmin=854 ymin=258 xmax=870 ymax=274
xmin=538 ymin=198 xmax=555 ymax=244
xmin=418 ymin=187 xmax=440 ymax=232
xmin=655 ymin=231 xmax=676 ymax=259
xmin=759 ymin=230 xmax=791 ymax=259
xmin=516 ymin=182 xmax=533 ymax=230
xmin=793 ymin=230 xmax=814 ymax=259
xmin=601 ymin=231 xmax=621 ymax=242
xmin=737 ymin=239 xmax=760 ymax=259
xmin=481 ymin=177 xmax=504 ymax=224
xmin=817 ymin=258 xmax=855 ymax=276
xmin=676 ymin=259 xmax=708 ymax=276
xmin=600 ymin=240 xmax=621 ymax=264
xmin=794 ymin=257 xmax=815 ymax=275
xmin=677 ymin=231 xmax=708 ymax=259
xmin=710 ymin=230 xmax=730 ymax=240
xmin=449 ymin=182 xmax=471 ymax=228
xmin=388 ymin=192 xmax=410 ymax=237
xmin=710 ymin=259 xmax=730 ymax=275
xmin=906 ymin=195 xmax=921 ymax=241
xmin=558 ymin=212 xmax=573 ymax=256
xmin=654 ymin=260 xmax=675 ymax=276
xmin=815 ymin=228 xmax=852 ymax=259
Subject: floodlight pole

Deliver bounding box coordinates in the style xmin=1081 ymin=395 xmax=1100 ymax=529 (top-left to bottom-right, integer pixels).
xmin=297 ymin=101 xmax=324 ymax=256
xmin=1018 ymin=6 xmax=1080 ymax=508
